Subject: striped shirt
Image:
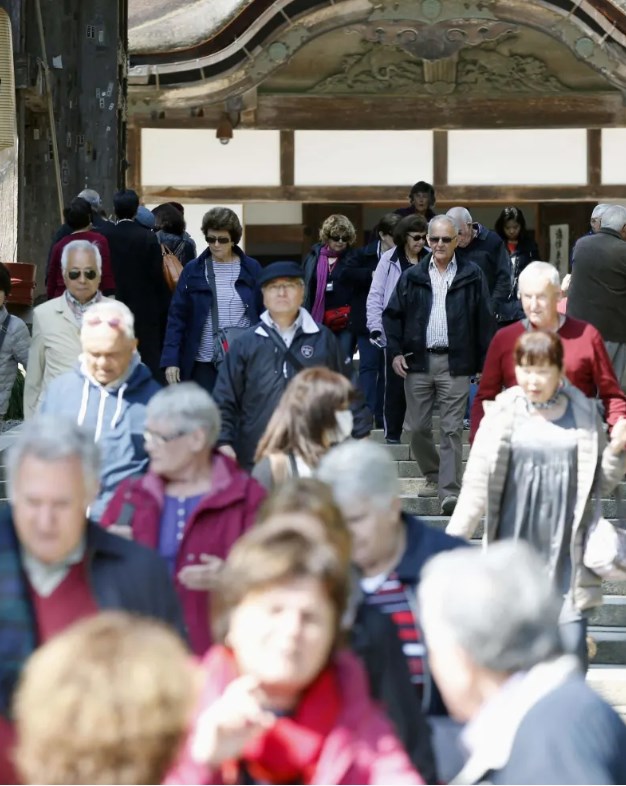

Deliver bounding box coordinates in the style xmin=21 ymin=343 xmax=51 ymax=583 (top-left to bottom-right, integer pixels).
xmin=361 ymin=571 xmax=426 ymax=697
xmin=426 ymin=255 xmax=457 ymax=349
xmin=196 ymin=260 xmax=250 ymax=362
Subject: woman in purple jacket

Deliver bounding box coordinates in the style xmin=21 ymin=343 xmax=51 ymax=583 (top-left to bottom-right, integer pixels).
xmin=101 ymin=382 xmax=266 ymax=655
xmin=366 ymin=214 xmax=430 ymax=443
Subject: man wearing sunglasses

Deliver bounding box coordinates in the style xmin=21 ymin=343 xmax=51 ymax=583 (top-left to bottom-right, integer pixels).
xmin=24 ymin=240 xmax=108 ymax=418
xmin=383 ymin=215 xmax=495 ymax=515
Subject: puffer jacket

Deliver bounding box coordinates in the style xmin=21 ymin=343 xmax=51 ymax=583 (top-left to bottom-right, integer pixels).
xmin=447 ymin=381 xmax=626 ymax=611
xmin=0 ymin=306 xmax=29 ymax=417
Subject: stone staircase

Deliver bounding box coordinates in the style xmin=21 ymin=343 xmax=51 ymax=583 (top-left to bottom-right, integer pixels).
xmin=372 ymin=420 xmax=626 ymax=722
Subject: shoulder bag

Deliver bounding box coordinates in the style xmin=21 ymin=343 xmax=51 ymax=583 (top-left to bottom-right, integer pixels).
xmin=204 ymin=259 xmax=249 ymax=366
xmin=161 ymin=242 xmax=184 ymax=292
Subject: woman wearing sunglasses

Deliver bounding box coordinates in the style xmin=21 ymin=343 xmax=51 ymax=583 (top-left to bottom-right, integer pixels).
xmin=303 ymin=214 xmax=358 ymax=361
xmin=101 ymin=382 xmax=266 ymax=655
xmin=161 ymin=207 xmax=263 ymax=394
xmin=367 ymin=214 xmax=430 ymax=443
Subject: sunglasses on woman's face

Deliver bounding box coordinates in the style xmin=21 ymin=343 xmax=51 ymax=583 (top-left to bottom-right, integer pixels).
xmin=67 ymin=269 xmax=98 ymax=280
xmin=407 ymin=233 xmax=427 ymax=242
xmin=206 ymin=235 xmax=231 ymax=245
xmin=329 ymin=234 xmax=350 ymax=243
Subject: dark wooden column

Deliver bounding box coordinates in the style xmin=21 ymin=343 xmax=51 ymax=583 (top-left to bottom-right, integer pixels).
xmin=6 ymin=0 xmax=127 ymax=292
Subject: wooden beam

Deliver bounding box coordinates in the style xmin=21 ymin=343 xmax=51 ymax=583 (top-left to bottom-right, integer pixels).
xmin=280 ymin=129 xmax=294 ymax=187
xmin=587 ymin=128 xmax=602 ymax=187
xmin=433 ymin=130 xmax=448 ymax=188
xmin=126 ymin=124 xmax=142 ymax=192
xmin=141 ymin=184 xmax=623 ymax=204
xmin=129 ymin=92 xmax=626 ymax=131
xmin=246 ymin=224 xmax=304 ymax=244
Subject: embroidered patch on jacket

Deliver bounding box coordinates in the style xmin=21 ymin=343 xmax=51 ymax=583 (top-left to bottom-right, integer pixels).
xmin=301 ymin=345 xmax=314 ymax=359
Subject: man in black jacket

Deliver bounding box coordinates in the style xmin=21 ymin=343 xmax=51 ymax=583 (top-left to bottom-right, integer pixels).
xmin=213 ymin=261 xmax=372 ymax=469
xmin=105 ymin=189 xmax=170 ymax=379
xmin=568 ymin=203 xmax=626 ymax=392
xmin=0 ymin=415 xmax=185 ymax=723
xmin=384 ymin=215 xmax=494 ymax=514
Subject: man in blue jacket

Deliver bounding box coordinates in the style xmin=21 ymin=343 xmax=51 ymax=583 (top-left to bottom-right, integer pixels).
xmin=0 ymin=415 xmax=185 ymax=780
xmin=39 ymin=300 xmax=160 ymax=521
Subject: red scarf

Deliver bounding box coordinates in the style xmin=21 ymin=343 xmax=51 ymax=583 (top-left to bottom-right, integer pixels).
xmin=216 ymin=647 xmax=342 ymax=785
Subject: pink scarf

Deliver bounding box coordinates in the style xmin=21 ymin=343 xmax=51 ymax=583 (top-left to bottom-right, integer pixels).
xmin=311 ymin=246 xmax=335 ymax=323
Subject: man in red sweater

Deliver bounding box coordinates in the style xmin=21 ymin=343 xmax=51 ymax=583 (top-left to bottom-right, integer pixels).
xmin=470 ymin=261 xmax=626 ymax=443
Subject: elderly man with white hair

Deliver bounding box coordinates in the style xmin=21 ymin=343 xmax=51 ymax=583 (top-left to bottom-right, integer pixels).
xmin=471 ymin=260 xmax=626 ymax=441
xmin=39 ymin=299 xmax=161 ymax=520
xmin=568 ymin=204 xmax=626 ymax=392
xmin=419 ymin=541 xmax=626 ymax=785
xmin=24 ymin=240 xmax=108 ymax=418
xmin=446 ymin=206 xmax=511 ymax=317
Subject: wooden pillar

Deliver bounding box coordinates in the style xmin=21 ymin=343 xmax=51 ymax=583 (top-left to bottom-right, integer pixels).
xmin=9 ymin=0 xmax=127 ymax=293
xmin=126 ymin=123 xmax=142 ymax=193
xmin=587 ymin=128 xmax=602 ymax=190
xmin=433 ymin=130 xmax=448 ymax=194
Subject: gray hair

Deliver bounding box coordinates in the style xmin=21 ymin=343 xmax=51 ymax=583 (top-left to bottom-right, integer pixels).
xmin=77 ymin=189 xmax=102 ymax=211
xmin=6 ymin=416 xmax=101 ymax=500
xmin=61 ymin=239 xmax=103 ymax=274
xmin=419 ymin=540 xmax=563 ymax=673
xmin=316 ymin=440 xmax=399 ymax=509
xmin=591 ymin=203 xmax=610 ymax=220
xmin=428 ymin=214 xmax=459 ymax=237
xmin=600 ymin=204 xmax=626 ymax=232
xmin=518 ymin=260 xmax=560 ymax=292
xmin=445 ymin=207 xmax=473 ymax=232
xmin=80 ymin=300 xmax=135 ymax=340
xmin=146 ymin=382 xmax=221 ymax=447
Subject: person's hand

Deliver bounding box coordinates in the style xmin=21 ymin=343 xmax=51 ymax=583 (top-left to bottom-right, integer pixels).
xmin=609 ymin=418 xmax=626 ymax=455
xmin=190 ymin=675 xmax=276 ymax=767
xmin=392 ymin=355 xmax=409 ymax=379
xmin=369 ymin=331 xmax=385 ymax=349
xmin=165 ymin=366 xmax=181 ymax=385
xmin=178 ymin=554 xmax=224 ymax=591
xmin=218 ymin=445 xmax=237 ymax=460
xmin=108 ymin=524 xmax=132 ymax=539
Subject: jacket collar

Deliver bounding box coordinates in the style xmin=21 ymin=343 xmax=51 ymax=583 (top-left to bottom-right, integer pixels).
xmin=255 ymin=307 xmax=319 ymax=337
xmin=453 ymin=656 xmax=580 ymax=784
xmin=407 ymin=252 xmax=480 ymax=287
xmin=598 ymin=227 xmax=623 ymax=241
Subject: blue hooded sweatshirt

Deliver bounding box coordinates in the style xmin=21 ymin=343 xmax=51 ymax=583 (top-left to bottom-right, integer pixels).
xmin=39 ymin=354 xmax=161 ymax=521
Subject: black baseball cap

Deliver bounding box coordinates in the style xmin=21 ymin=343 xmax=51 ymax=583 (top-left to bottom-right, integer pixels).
xmin=258 ymin=261 xmax=304 ymax=288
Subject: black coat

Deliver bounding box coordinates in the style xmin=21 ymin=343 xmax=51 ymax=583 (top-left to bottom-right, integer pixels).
xmin=302 ymin=243 xmax=355 ymax=316
xmin=455 ymin=224 xmax=511 ymax=313
xmin=340 ymin=240 xmax=380 ymax=335
xmin=213 ymin=313 xmax=372 ymax=468
xmin=568 ymin=228 xmax=626 ymax=343
xmin=494 ymin=234 xmax=540 ymax=325
xmin=383 ymin=254 xmax=496 ymax=376
xmin=351 ymin=601 xmax=437 ymax=782
xmin=106 ymin=220 xmax=171 ymax=376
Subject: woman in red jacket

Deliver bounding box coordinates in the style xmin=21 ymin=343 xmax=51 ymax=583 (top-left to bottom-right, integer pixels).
xmin=166 ymin=523 xmax=421 ymax=785
xmin=101 ymin=382 xmax=266 ymax=655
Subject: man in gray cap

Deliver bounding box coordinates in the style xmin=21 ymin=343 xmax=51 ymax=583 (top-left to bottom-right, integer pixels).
xmin=213 ymin=261 xmax=372 ymax=468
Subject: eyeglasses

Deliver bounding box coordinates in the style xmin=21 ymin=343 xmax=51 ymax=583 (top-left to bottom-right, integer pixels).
xmin=428 ymin=236 xmax=456 ymax=244
xmin=407 ymin=233 xmax=427 ymax=242
xmin=329 ymin=235 xmax=350 ymax=243
xmin=144 ymin=428 xmax=189 ymax=446
xmin=264 ymin=281 xmax=302 ymax=293
xmin=206 ymin=235 xmax=231 ymax=245
xmin=67 ymin=269 xmax=98 ymax=280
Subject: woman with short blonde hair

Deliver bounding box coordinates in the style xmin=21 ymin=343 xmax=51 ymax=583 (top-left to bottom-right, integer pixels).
xmin=14 ymin=612 xmax=196 ymax=785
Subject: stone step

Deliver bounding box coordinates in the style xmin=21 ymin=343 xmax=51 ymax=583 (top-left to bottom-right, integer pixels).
xmin=589 ymin=597 xmax=626 ymax=627
xmin=385 ymin=443 xmax=471 ymax=462
xmin=588 ymin=666 xmax=626 ymax=717
xmin=588 ymin=627 xmax=626 ymax=665
xmin=402 ymin=494 xmax=625 ymax=517
xmin=371 ymin=425 xmax=468 ymax=445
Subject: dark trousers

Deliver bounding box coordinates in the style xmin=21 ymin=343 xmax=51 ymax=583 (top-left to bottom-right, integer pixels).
xmin=560 ymin=617 xmax=589 ymax=673
xmin=191 ymin=361 xmax=219 ymax=394
xmin=383 ymin=347 xmax=407 ymax=440
xmin=356 ymin=336 xmax=384 ymax=426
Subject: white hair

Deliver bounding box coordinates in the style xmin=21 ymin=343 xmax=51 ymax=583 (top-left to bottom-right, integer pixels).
xmin=591 ymin=203 xmax=610 ymax=220
xmin=600 ymin=204 xmax=626 ymax=232
xmin=80 ymin=300 xmax=135 ymax=340
xmin=146 ymin=382 xmax=221 ymax=448
xmin=445 ymin=207 xmax=473 ymax=231
xmin=428 ymin=214 xmax=458 ymax=237
xmin=7 ymin=416 xmax=101 ymax=500
xmin=77 ymin=189 xmax=102 ymax=211
xmin=419 ymin=541 xmax=563 ymax=673
xmin=518 ymin=260 xmax=560 ymax=292
xmin=316 ymin=440 xmax=399 ymax=510
xmin=61 ymin=240 xmax=102 ymax=274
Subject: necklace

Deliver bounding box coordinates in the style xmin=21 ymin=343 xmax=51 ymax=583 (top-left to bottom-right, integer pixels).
xmin=526 ymin=388 xmax=562 ymax=410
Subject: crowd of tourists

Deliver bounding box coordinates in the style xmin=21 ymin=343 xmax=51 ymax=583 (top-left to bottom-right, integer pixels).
xmin=0 ymin=183 xmax=625 ymax=784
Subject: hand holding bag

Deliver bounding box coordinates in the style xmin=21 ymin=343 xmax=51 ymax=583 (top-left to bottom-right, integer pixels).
xmin=583 ymin=483 xmax=626 ymax=581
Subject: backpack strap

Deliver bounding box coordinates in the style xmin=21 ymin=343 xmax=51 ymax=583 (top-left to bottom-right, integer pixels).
xmin=0 ymin=313 xmax=12 ymax=354
xmin=263 ymin=325 xmax=304 ymax=373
